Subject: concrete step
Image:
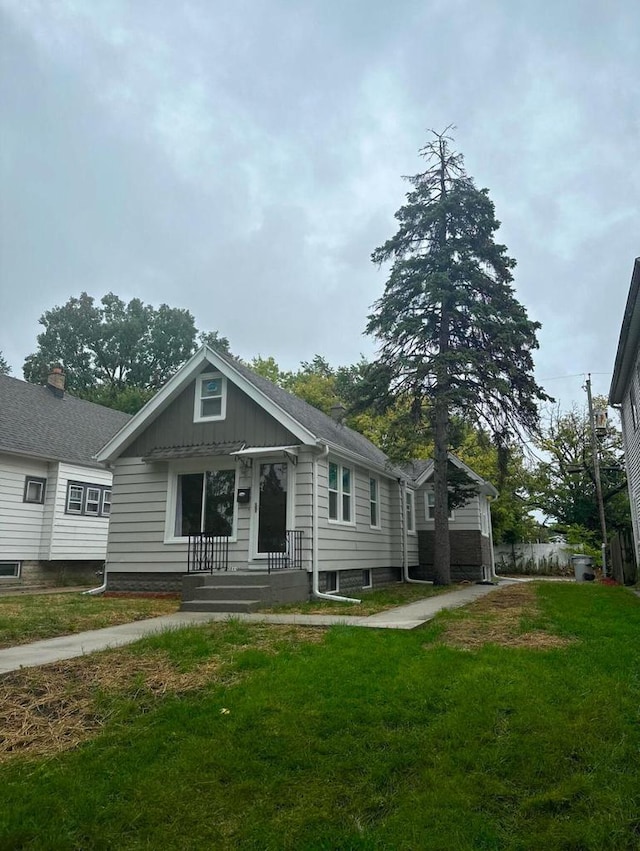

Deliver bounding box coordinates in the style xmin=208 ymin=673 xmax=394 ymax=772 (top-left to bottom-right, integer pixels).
xmin=196 ymin=584 xmax=270 ymax=601
xmin=181 ymin=599 xmax=263 ymax=614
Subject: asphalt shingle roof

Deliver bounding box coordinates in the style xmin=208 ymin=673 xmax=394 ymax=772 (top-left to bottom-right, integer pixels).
xmin=214 ymin=350 xmax=397 ymax=473
xmin=0 ymin=375 xmax=131 ymax=468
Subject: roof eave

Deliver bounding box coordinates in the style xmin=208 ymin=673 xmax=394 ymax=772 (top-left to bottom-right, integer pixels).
xmin=610 ymin=258 xmax=640 ymax=405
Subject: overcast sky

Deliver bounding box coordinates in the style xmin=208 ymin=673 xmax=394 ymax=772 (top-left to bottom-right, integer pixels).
xmin=1 ymin=0 xmax=638 ymax=412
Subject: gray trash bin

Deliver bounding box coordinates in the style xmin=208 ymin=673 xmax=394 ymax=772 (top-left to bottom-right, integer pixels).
xmin=572 ymin=555 xmax=595 ymax=582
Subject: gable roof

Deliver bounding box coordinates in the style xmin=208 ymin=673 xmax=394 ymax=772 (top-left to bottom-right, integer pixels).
xmin=400 ymin=453 xmax=499 ymax=497
xmin=0 ymin=374 xmax=131 ymax=469
xmin=610 ymin=258 xmax=640 ymax=405
xmin=96 ymin=346 xmax=397 ymax=474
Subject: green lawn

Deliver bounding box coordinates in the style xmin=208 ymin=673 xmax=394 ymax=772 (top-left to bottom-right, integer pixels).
xmin=0 ymin=592 xmax=180 ymax=648
xmin=261 ymin=580 xmax=455 ymax=615
xmin=1 ymin=583 xmax=639 ymax=850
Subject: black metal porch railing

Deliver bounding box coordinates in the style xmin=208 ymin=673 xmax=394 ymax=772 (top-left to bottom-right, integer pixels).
xmin=187 ymin=534 xmax=230 ymax=573
xmin=267 ymin=530 xmax=304 ymax=573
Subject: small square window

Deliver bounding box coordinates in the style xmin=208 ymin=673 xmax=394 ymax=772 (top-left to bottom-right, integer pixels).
xmin=23 ymin=477 xmax=46 ymax=504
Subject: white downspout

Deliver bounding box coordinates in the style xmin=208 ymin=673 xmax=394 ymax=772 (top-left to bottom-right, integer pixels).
xmin=84 ymin=561 xmax=108 ymax=596
xmin=312 ymin=443 xmax=361 ymax=603
xmin=401 ymin=478 xmax=431 ymax=585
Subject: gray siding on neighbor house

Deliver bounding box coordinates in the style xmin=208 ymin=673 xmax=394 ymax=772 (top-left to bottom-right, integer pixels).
xmin=414 ymin=484 xmax=483 ymax=532
xmin=316 ymin=455 xmax=406 ymax=571
xmin=620 ymin=374 xmax=640 ymax=560
xmin=122 ymin=379 xmax=299 ymax=457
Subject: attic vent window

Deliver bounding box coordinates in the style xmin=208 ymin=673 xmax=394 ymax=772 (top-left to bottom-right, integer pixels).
xmin=194 ymin=372 xmax=227 ymax=423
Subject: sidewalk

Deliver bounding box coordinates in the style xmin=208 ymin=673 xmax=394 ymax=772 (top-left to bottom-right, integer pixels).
xmin=0 ymin=581 xmax=512 ymax=674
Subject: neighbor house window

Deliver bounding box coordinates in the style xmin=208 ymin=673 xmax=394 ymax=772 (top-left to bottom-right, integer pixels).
xmin=193 ymin=372 xmax=227 ymax=422
xmin=65 ymin=482 xmax=111 ymax=517
xmin=406 ymin=490 xmax=415 ymax=533
xmin=0 ymin=561 xmax=21 ymax=579
xmin=630 ymin=388 xmax=638 ymax=431
xmin=174 ymin=469 xmax=236 ymax=537
xmin=328 ymin=461 xmax=353 ymax=523
xmin=425 ymin=488 xmax=454 ymax=521
xmin=480 ymin=497 xmax=490 ymax=536
xmin=23 ymin=476 xmax=46 ymax=504
xmin=369 ymin=477 xmax=380 ymax=528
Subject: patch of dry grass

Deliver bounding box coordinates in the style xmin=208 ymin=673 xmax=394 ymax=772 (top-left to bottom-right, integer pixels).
xmin=433 ymin=584 xmax=576 ymax=651
xmin=0 ymin=593 xmax=181 ymax=648
xmin=0 ymin=623 xmax=320 ymax=763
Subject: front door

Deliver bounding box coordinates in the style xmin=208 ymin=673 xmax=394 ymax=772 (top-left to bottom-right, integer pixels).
xmin=255 ymin=462 xmax=288 ymax=556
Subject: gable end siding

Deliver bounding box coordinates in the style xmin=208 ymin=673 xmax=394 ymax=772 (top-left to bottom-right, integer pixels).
xmin=122 ymin=380 xmax=299 ymax=457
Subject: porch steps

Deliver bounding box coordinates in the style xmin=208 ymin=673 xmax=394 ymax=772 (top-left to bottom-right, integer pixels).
xmin=181 ymin=570 xmax=309 ymax=613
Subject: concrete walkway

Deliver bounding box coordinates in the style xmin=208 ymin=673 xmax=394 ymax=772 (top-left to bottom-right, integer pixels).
xmin=0 ymin=581 xmax=512 ymax=675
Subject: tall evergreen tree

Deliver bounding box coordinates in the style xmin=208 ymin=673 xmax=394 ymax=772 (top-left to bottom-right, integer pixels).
xmin=0 ymin=351 xmax=11 ymax=375
xmin=367 ymin=130 xmax=549 ymax=584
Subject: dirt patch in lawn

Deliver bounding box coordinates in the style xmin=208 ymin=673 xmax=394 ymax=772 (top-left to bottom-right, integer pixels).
xmin=433 ymin=584 xmax=575 ymax=651
xmin=0 ymin=624 xmax=322 ymax=763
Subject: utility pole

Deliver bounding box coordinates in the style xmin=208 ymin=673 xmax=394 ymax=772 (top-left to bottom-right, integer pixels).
xmin=586 ymin=374 xmax=608 ymax=576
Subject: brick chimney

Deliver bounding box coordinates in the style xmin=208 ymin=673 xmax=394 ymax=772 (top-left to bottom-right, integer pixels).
xmin=47 ymin=365 xmax=65 ymax=398
xmin=330 ymin=402 xmax=346 ymax=423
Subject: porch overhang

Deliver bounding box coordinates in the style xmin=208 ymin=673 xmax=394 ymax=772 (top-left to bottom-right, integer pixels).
xmin=141 ymin=441 xmax=245 ymax=462
xmin=230 ymin=445 xmax=300 ymax=464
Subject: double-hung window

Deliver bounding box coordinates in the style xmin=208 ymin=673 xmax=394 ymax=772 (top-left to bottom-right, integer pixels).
xmin=65 ymin=482 xmax=111 ymax=517
xmin=406 ymin=490 xmax=415 ymax=533
xmin=369 ymin=476 xmax=380 ymax=528
xmin=631 ymin=387 xmax=638 ymax=431
xmin=328 ymin=461 xmax=353 ymax=523
xmin=174 ymin=468 xmax=236 ymax=537
xmin=425 ymin=487 xmax=454 ymax=521
xmin=194 ymin=372 xmax=227 ymax=422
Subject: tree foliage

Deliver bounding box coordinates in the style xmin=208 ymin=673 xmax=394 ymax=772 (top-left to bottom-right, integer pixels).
xmin=23 ymin=292 xmax=229 ymax=413
xmin=530 ymin=400 xmax=629 ymax=535
xmin=0 ymin=351 xmax=11 ymax=375
xmin=366 ymin=130 xmax=549 ymax=583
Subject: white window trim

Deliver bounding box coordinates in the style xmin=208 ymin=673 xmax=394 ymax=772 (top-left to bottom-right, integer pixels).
xmin=23 ymin=476 xmax=46 ymax=505
xmin=101 ymin=490 xmax=112 ymax=516
xmin=425 ymin=487 xmax=455 ymax=522
xmin=325 ymin=570 xmax=339 ymax=593
xmin=0 ymin=561 xmax=21 ymax=579
xmin=369 ymin=475 xmax=381 ymax=530
xmin=327 ymin=460 xmax=355 ymax=526
xmin=362 ymin=568 xmax=372 ymax=589
xmin=406 ymin=489 xmax=416 ymax=534
xmin=164 ymin=458 xmax=239 ymax=544
xmin=193 ymin=371 xmax=227 ymax=423
xmin=65 ymin=481 xmax=111 ymax=517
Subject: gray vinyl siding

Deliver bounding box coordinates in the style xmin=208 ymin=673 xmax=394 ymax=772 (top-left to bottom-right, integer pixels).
xmin=123 ymin=378 xmax=298 ymax=457
xmin=620 ymin=365 xmax=640 ymax=560
xmin=0 ymin=453 xmax=49 ymax=561
xmin=415 ymin=485 xmax=483 ymax=532
xmin=316 ymin=455 xmax=404 ymax=571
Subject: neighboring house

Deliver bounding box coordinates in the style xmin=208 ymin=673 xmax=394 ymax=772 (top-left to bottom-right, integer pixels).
xmin=402 ymin=456 xmax=498 ymax=583
xmin=609 ymin=257 xmax=640 ymax=566
xmin=0 ymin=369 xmax=131 ymax=585
xmin=96 ymin=346 xmax=497 ymax=601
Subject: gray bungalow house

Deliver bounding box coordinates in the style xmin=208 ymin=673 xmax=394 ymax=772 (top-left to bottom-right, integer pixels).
xmin=0 ymin=370 xmax=130 ymax=586
xmin=96 ymin=346 xmax=497 ymax=605
xmin=609 ymin=257 xmax=640 ymax=567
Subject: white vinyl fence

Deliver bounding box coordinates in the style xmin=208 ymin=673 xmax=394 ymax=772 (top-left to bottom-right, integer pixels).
xmin=494 ymin=543 xmax=572 ymax=575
